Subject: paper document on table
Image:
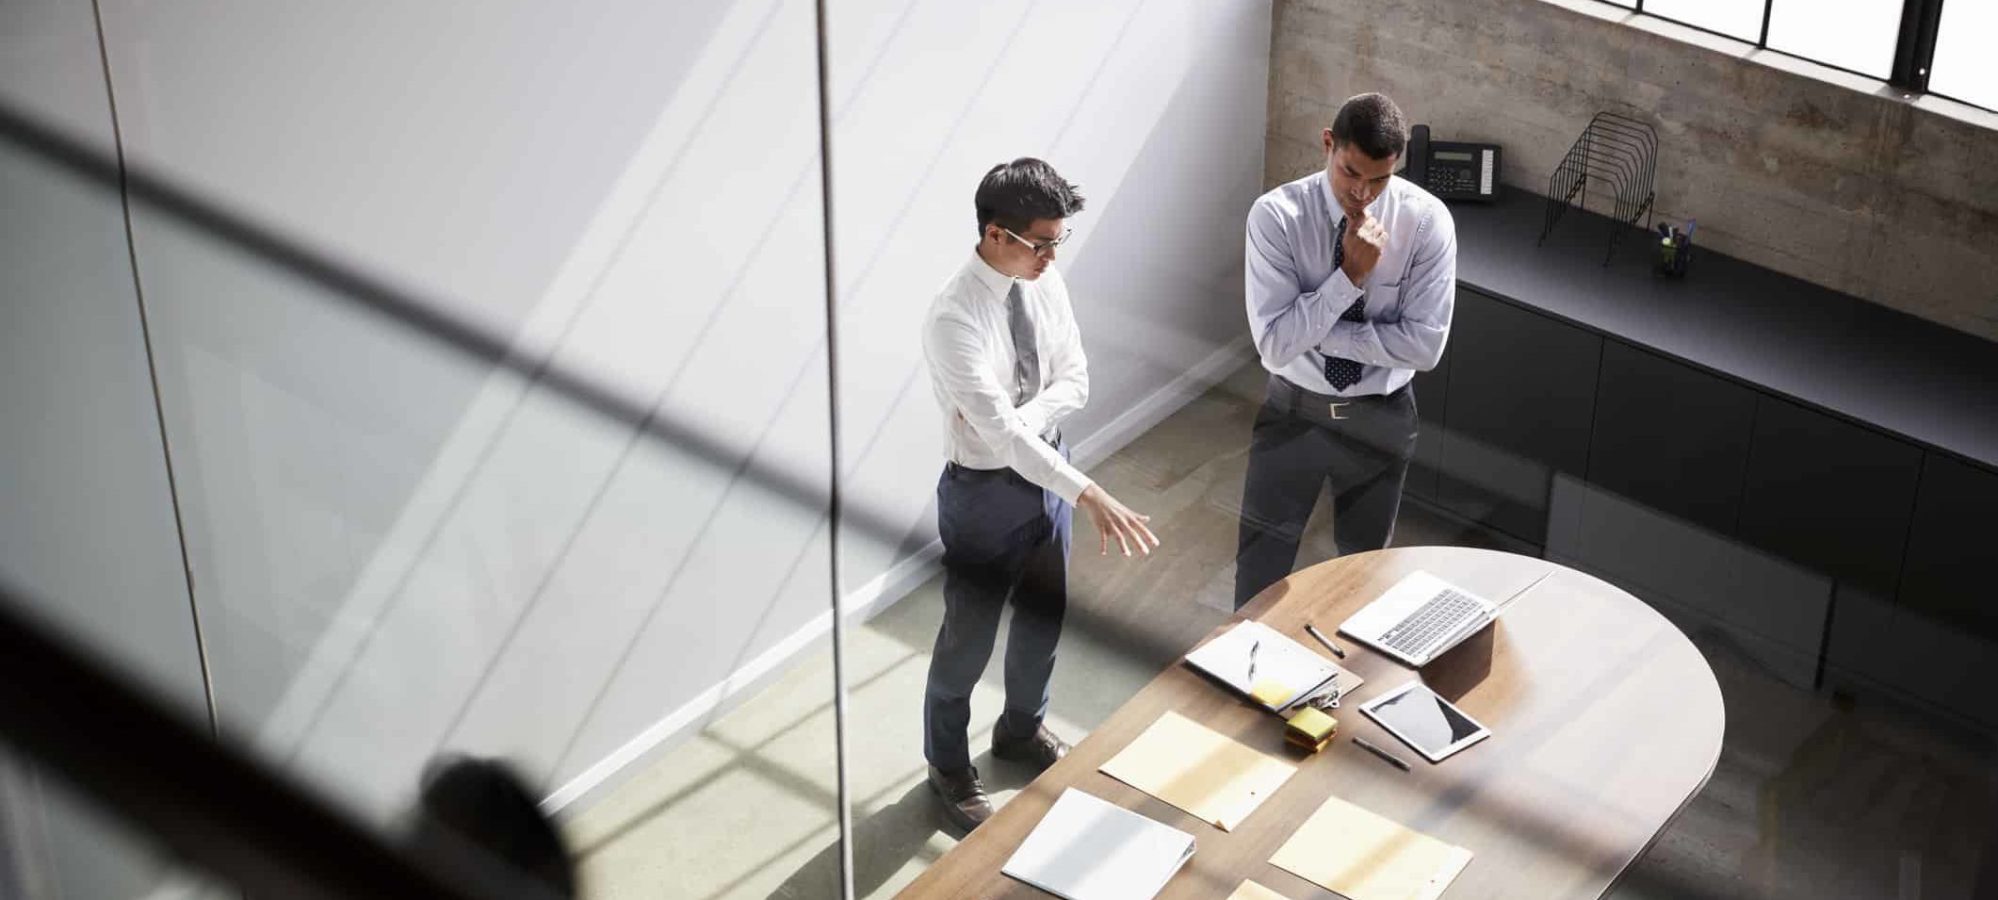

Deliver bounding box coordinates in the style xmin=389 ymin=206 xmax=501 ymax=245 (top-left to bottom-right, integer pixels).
xmin=1184 ymin=620 xmax=1362 ymax=712
xmin=1099 ymin=711 xmax=1297 ymax=832
xmin=1269 ymin=794 xmax=1472 ymax=900
xmin=1225 ymin=880 xmax=1291 ymax=900
xmin=1001 ymin=787 xmax=1196 ymax=900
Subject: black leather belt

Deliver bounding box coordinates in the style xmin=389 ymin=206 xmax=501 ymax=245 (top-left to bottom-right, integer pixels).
xmin=1280 ymin=376 xmax=1408 ymax=407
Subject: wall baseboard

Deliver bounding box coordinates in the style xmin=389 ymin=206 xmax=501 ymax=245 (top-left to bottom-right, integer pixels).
xmin=539 ymin=539 xmax=942 ymax=815
xmin=1069 ymin=336 xmax=1255 ymax=473
xmin=543 ymin=336 xmax=1256 ymax=816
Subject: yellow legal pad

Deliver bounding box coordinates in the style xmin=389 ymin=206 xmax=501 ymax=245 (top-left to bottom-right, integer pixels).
xmin=1225 ymin=879 xmax=1292 ymax=900
xmin=1269 ymin=794 xmax=1473 ymax=900
xmin=1098 ymin=711 xmax=1297 ymax=832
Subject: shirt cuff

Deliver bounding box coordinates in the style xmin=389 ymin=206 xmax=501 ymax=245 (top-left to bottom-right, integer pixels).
xmin=1049 ymin=464 xmax=1093 ymax=506
xmin=1317 ymin=267 xmax=1363 ymax=304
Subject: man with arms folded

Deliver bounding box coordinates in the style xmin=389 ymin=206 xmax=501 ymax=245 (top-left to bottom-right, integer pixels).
xmin=1234 ymin=93 xmax=1457 ymax=609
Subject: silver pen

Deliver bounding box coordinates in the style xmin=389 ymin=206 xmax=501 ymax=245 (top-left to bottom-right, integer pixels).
xmin=1304 ymin=622 xmax=1347 ymax=659
xmin=1353 ymin=736 xmax=1411 ymax=771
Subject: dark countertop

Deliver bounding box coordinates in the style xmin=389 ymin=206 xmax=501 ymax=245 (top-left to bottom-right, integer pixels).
xmin=1450 ymin=190 xmax=1998 ymax=471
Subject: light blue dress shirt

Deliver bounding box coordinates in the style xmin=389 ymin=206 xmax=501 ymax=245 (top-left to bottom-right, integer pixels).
xmin=1244 ymin=170 xmax=1457 ymax=397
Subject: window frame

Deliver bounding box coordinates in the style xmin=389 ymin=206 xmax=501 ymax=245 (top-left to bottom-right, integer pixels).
xmin=1594 ymin=0 xmax=1986 ymax=114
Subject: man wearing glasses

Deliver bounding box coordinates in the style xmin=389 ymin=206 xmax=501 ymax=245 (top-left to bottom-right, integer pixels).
xmin=1234 ymin=93 xmax=1457 ymax=609
xmin=921 ymin=157 xmax=1159 ymax=831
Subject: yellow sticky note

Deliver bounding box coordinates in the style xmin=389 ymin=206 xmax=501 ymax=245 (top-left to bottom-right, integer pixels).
xmin=1249 ymin=678 xmax=1295 ymax=708
xmin=1270 ymin=794 xmax=1473 ymax=900
xmin=1099 ymin=711 xmax=1297 ymax=831
xmin=1227 ymin=879 xmax=1292 ymax=900
xmin=1284 ymin=707 xmax=1338 ymax=752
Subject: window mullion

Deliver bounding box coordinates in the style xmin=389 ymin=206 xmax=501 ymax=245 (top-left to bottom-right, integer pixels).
xmin=1891 ymin=0 xmax=1944 ymax=91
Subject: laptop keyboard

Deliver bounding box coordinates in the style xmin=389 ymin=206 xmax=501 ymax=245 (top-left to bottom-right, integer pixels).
xmin=1380 ymin=589 xmax=1481 ymax=657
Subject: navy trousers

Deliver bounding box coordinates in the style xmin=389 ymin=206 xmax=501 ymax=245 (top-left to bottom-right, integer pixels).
xmin=922 ymin=446 xmax=1073 ymax=771
xmin=1234 ymin=375 xmax=1418 ymax=609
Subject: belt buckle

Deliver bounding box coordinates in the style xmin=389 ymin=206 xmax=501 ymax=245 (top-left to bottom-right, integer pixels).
xmin=1328 ymin=401 xmax=1350 ymax=420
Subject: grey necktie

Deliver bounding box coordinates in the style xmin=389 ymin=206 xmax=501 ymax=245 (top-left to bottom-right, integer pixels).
xmin=1008 ymin=281 xmax=1041 ymax=403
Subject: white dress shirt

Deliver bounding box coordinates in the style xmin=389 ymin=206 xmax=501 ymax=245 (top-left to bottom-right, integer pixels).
xmin=923 ymin=252 xmax=1093 ymax=504
xmin=1245 ymin=170 xmax=1457 ymax=396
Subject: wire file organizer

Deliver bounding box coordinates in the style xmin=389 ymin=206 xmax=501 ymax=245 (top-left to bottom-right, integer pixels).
xmin=1539 ymin=111 xmax=1657 ymax=265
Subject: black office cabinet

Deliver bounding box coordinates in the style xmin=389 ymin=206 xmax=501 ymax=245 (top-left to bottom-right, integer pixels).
xmin=1825 ymin=453 xmax=1998 ymax=727
xmin=1435 ymin=289 xmax=1602 ymax=545
xmin=1407 ymin=347 xmax=1450 ymax=502
xmin=1585 ymin=340 xmax=1758 ymax=537
xmin=1735 ymin=397 xmax=1921 ymax=599
xmin=1898 ymin=454 xmax=1998 ymax=637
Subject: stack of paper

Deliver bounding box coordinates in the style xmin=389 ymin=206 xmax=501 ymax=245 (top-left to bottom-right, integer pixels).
xmin=1270 ymin=794 xmax=1473 ymax=900
xmin=1184 ymin=620 xmax=1360 ymax=712
xmin=1002 ymin=788 xmax=1196 ymax=900
xmin=1099 ymin=711 xmax=1296 ymax=832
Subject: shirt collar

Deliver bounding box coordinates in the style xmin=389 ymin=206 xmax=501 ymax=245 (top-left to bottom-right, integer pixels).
xmin=1317 ymin=169 xmax=1391 ymax=225
xmin=964 ymin=250 xmax=1018 ymax=301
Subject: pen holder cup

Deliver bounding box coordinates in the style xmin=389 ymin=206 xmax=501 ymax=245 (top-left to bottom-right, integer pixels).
xmin=1655 ymin=236 xmax=1692 ymax=278
xmin=1420 ymin=624 xmax=1494 ymax=702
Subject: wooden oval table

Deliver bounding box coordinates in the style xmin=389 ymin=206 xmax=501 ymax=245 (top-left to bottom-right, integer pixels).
xmin=897 ymin=546 xmax=1725 ymax=899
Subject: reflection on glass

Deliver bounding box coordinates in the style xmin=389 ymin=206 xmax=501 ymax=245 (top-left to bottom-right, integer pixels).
xmin=1643 ymin=0 xmax=1766 ymax=42
xmin=1766 ymin=0 xmax=1902 ymax=78
xmin=1931 ymin=0 xmax=1998 ymax=110
xmin=831 ymin=4 xmax=1278 ymax=896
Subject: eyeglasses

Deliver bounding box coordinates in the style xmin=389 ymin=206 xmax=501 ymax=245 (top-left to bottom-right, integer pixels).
xmin=1001 ymin=226 xmax=1072 ymax=258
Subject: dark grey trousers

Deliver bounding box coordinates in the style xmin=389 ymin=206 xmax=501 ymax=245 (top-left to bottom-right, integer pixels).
xmin=1233 ymin=374 xmax=1418 ymax=609
xmin=922 ymin=446 xmax=1072 ymax=771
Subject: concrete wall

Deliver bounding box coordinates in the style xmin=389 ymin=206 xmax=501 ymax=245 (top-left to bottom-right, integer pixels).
xmin=1266 ymin=0 xmax=1998 ymax=342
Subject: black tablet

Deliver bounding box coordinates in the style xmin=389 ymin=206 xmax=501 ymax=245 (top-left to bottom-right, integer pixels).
xmin=1358 ymin=681 xmax=1492 ymax=763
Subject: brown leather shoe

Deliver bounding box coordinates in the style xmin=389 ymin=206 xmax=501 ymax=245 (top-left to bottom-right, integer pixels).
xmin=928 ymin=765 xmax=993 ymax=832
xmin=992 ymin=723 xmax=1070 ymax=773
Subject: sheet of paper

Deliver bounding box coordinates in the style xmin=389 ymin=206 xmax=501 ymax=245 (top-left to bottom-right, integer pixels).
xmin=1225 ymin=879 xmax=1292 ymax=900
xmin=1099 ymin=711 xmax=1297 ymax=832
xmin=1001 ymin=787 xmax=1196 ymax=900
xmin=1269 ymin=794 xmax=1473 ymax=900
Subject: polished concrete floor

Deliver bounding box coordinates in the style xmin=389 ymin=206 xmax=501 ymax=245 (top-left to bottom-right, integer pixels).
xmin=565 ymin=359 xmax=1998 ymax=900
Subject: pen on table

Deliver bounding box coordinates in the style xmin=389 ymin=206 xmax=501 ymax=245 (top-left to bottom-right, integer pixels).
xmin=1304 ymin=622 xmax=1347 ymax=659
xmin=1248 ymin=639 xmax=1260 ymax=682
xmin=1353 ymin=736 xmax=1411 ymax=772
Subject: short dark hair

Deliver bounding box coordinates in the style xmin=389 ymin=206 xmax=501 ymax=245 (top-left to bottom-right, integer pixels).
xmin=1331 ymin=93 xmax=1408 ymax=161
xmin=406 ymin=757 xmax=576 ymax=898
xmin=974 ymin=157 xmax=1085 ymax=237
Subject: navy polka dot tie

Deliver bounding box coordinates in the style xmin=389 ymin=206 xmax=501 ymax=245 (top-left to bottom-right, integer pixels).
xmin=1323 ymin=217 xmax=1367 ymax=391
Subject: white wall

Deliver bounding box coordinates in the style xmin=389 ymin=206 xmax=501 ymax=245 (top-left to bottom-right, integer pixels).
xmin=6 ymin=1 xmax=1273 ymax=869
xmin=96 ymin=0 xmax=837 ymax=824
xmin=0 ymin=2 xmax=215 ymax=897
xmin=828 ymin=0 xmax=1273 ymax=612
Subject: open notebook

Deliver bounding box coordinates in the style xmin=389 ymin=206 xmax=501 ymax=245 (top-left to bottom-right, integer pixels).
xmin=1184 ymin=620 xmax=1357 ymax=713
xmin=1001 ymin=788 xmax=1196 ymax=900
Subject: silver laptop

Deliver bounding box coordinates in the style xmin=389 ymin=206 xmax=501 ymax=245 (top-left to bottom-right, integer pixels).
xmin=1339 ymin=571 xmax=1499 ymax=668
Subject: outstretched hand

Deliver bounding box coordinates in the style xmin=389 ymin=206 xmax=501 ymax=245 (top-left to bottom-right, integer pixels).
xmin=1076 ymin=484 xmax=1160 ymax=557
